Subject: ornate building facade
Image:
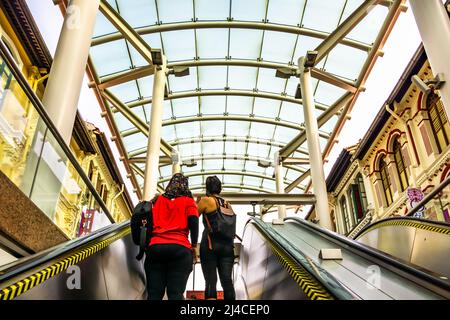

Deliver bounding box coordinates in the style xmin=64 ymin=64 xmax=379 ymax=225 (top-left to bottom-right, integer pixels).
xmin=0 ymin=0 xmax=132 ymax=246
xmin=325 ymin=45 xmax=450 ymax=237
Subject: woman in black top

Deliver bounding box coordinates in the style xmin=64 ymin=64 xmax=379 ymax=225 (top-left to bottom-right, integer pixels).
xmin=197 ymin=176 xmax=236 ymax=300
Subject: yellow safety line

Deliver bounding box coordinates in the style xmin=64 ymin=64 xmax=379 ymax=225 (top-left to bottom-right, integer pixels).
xmin=0 ymin=228 xmax=130 ymax=301
xmin=266 ymin=237 xmax=334 ymax=300
xmin=358 ymin=219 xmax=450 ymax=238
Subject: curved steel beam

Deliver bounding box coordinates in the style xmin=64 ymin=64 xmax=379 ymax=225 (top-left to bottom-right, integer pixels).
xmin=129 ymin=154 xmax=308 ymax=174
xmin=125 ymin=89 xmax=329 ymax=111
xmin=190 ymin=184 xmax=274 ymax=194
xmin=94 ymin=59 xmax=357 ymax=93
xmin=158 ymin=170 xmax=304 ymax=190
xmin=91 ymin=21 xmax=372 ymax=52
xmin=128 ymin=136 xmax=309 ymax=157
xmin=121 ymin=115 xmax=331 ymax=140
xmin=101 ymin=88 xmax=175 ymax=156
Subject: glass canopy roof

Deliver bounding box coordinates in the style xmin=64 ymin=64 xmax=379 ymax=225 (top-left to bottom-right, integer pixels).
xmin=88 ymin=0 xmax=400 ymax=195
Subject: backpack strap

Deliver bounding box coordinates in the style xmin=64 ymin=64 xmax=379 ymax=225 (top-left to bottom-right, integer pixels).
xmin=203 ymin=213 xmax=213 ymax=250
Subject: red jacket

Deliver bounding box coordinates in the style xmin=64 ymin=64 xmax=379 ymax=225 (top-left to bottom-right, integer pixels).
xmin=149 ymin=196 xmax=198 ymax=249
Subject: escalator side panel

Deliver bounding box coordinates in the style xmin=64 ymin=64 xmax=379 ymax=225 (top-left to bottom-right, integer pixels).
xmin=15 ymin=246 xmax=109 ymax=300
xmin=15 ymin=234 xmax=145 ymax=300
xmin=410 ymin=229 xmax=450 ymax=278
xmin=242 ymin=224 xmax=270 ymax=299
xmin=95 ymin=234 xmax=146 ymax=300
xmin=357 ymin=224 xmax=450 ymax=278
xmin=235 ymin=222 xmax=310 ymax=300
xmin=357 ymin=226 xmax=415 ymax=263
xmin=261 ymin=247 xmax=308 ymax=300
xmin=234 ymin=225 xmax=253 ymax=300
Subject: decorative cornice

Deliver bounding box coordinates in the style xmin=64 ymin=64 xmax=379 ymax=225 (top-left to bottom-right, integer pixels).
xmin=73 ymin=113 xmax=96 ymax=154
xmin=332 ymin=160 xmax=359 ymax=197
xmin=0 ymin=0 xmax=52 ymax=69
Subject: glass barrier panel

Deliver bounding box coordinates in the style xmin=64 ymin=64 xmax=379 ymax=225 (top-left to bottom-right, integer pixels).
xmin=29 ymin=128 xmax=112 ymax=237
xmin=0 ymin=58 xmax=41 ymax=196
xmin=0 ymin=55 xmax=113 ymax=240
xmin=416 ymin=184 xmax=450 ymax=223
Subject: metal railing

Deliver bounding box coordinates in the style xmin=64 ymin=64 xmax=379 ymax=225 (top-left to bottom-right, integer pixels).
xmin=407 ymin=175 xmax=450 ymax=220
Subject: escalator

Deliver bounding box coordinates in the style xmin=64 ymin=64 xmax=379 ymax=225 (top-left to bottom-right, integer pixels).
xmin=0 ymin=221 xmax=145 ymax=300
xmin=234 ymin=217 xmax=450 ymax=300
xmin=1 ymin=216 xmax=449 ymax=300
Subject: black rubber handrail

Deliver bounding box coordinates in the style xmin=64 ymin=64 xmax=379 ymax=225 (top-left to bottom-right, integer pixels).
xmin=0 ymin=40 xmax=114 ymax=222
xmin=0 ymin=221 xmax=129 ymax=283
xmin=285 ymin=217 xmax=450 ymax=295
xmin=354 ymin=216 xmax=450 ymax=239
xmin=247 ymin=218 xmax=356 ymax=300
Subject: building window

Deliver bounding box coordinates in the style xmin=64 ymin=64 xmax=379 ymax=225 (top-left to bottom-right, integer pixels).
xmin=102 ymin=185 xmax=108 ymax=204
xmin=427 ymin=93 xmax=449 ymax=153
xmin=349 ymin=174 xmax=369 ymax=223
xmin=379 ymin=156 xmax=393 ymax=206
xmin=340 ymin=197 xmax=350 ymax=234
xmin=87 ymin=162 xmax=94 ymax=181
xmin=393 ymin=140 xmax=409 ymax=191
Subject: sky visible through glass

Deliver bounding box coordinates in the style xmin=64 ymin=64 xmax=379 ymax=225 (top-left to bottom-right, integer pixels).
xmin=25 ymin=0 xmax=421 ymax=219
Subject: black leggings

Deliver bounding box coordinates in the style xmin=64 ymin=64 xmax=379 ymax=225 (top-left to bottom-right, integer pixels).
xmin=144 ymin=244 xmax=193 ymax=300
xmin=200 ymin=240 xmax=236 ymax=300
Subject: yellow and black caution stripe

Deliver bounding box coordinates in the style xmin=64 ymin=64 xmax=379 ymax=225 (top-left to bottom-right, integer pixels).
xmin=359 ymin=219 xmax=450 ymax=238
xmin=0 ymin=227 xmax=130 ymax=301
xmin=266 ymin=238 xmax=334 ymax=300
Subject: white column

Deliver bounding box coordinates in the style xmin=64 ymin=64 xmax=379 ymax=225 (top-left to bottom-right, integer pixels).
xmin=410 ymin=0 xmax=450 ymax=120
xmin=272 ymin=152 xmax=286 ymax=225
xmin=299 ymin=57 xmax=332 ymax=230
xmin=172 ymin=151 xmax=181 ymax=174
xmin=42 ymin=0 xmax=100 ymax=144
xmin=143 ymin=58 xmax=167 ymax=201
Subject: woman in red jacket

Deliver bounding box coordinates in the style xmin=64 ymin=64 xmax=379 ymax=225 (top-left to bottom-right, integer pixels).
xmin=145 ymin=173 xmax=199 ymax=300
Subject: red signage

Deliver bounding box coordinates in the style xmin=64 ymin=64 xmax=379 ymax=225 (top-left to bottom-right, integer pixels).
xmin=186 ymin=291 xmax=224 ymax=300
xmin=78 ymin=209 xmax=96 ymax=237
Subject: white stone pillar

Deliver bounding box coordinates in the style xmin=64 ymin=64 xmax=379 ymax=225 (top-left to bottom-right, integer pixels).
xmin=143 ymin=58 xmax=167 ymax=201
xmin=42 ymin=0 xmax=100 ymax=144
xmin=410 ymin=0 xmax=450 ymax=120
xmin=298 ymin=57 xmax=332 ymax=230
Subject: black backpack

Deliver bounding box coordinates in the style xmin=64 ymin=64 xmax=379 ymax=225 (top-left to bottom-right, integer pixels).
xmin=130 ymin=196 xmax=158 ymax=260
xmin=204 ymin=197 xmax=236 ymax=246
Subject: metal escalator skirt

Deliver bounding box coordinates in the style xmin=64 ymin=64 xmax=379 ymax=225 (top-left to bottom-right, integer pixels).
xmin=0 ymin=227 xmax=130 ymax=300
xmin=250 ymin=218 xmax=355 ymax=300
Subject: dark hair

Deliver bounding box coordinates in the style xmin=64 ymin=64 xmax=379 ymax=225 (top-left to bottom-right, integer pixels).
xmin=206 ymin=176 xmax=222 ymax=195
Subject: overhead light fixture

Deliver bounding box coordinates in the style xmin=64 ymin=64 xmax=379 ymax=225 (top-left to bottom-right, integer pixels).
xmin=183 ymin=160 xmax=197 ymax=168
xmin=304 ymin=50 xmax=318 ymax=68
xmin=257 ymin=159 xmax=272 ymax=168
xmin=275 ymin=67 xmax=294 ymax=79
xmin=171 ymin=66 xmax=190 ymax=77
xmin=151 ymin=49 xmax=163 ymax=65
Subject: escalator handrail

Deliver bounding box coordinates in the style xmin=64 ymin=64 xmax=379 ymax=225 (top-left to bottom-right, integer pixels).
xmin=248 ymin=218 xmax=356 ymax=300
xmin=354 ymin=216 xmax=450 ymax=240
xmin=0 ymin=221 xmax=130 ymax=283
xmin=285 ymin=217 xmax=450 ymax=293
